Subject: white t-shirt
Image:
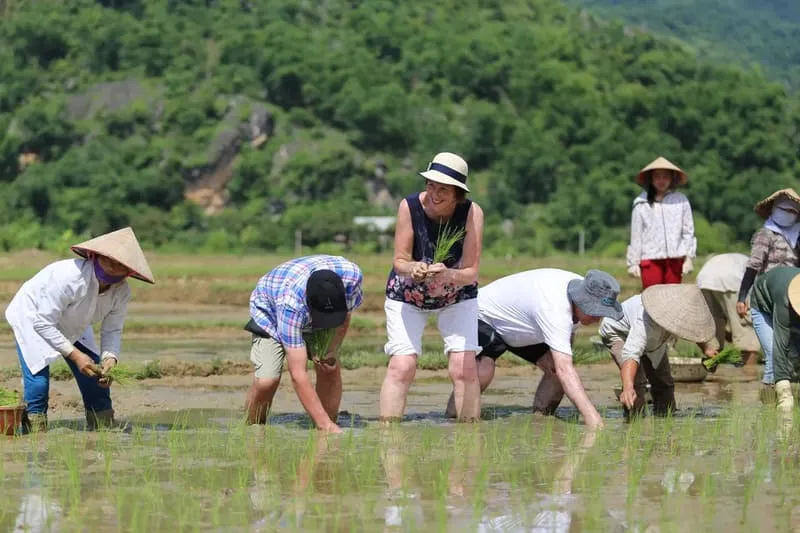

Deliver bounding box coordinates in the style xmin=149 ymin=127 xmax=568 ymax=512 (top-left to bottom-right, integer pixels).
xmin=477 ymin=269 xmax=581 ymax=355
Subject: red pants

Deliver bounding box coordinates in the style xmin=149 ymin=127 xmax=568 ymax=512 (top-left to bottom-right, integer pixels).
xmin=640 ymin=258 xmax=683 ymax=289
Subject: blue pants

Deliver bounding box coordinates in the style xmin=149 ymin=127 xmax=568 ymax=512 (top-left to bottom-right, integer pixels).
xmin=751 ymin=307 xmax=774 ymax=385
xmin=17 ymin=342 xmax=112 ymax=415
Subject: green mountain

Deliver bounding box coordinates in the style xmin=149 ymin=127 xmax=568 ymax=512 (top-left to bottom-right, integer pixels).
xmin=569 ymin=0 xmax=800 ymax=87
xmin=0 ymin=0 xmax=798 ymax=256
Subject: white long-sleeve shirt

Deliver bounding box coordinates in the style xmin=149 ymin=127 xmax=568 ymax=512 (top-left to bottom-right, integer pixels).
xmin=5 ymin=259 xmax=131 ymax=374
xmin=626 ymin=191 xmax=696 ymax=268
xmin=598 ymin=295 xmax=674 ymax=367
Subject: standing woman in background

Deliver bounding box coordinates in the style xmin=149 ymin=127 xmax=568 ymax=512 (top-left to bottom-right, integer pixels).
xmin=737 ymin=188 xmax=800 ymax=397
xmin=626 ymin=157 xmax=697 ymax=289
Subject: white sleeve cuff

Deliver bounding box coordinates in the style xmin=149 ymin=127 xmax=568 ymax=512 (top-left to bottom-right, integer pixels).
xmin=58 ymin=342 xmax=77 ymax=358
xmin=101 ymin=351 xmax=119 ymax=362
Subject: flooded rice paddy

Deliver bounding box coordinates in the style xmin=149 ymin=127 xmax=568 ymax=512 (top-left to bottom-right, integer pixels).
xmin=0 ymin=363 xmax=798 ymax=532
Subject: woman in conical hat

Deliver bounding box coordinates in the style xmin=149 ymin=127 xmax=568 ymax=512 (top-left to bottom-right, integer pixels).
xmin=4 ymin=227 xmax=154 ymax=432
xmin=736 ymin=188 xmax=800 ymax=399
xmin=626 ymin=156 xmax=697 ymax=290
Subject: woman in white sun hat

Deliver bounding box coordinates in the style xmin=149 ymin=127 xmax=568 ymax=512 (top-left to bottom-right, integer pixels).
xmin=379 ymin=152 xmax=484 ymax=422
xmin=626 ymin=157 xmax=697 ymax=290
xmin=5 ymin=227 xmax=154 ymax=432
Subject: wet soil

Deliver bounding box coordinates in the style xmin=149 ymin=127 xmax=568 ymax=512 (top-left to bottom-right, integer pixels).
xmin=1 ymin=361 xmax=761 ymax=424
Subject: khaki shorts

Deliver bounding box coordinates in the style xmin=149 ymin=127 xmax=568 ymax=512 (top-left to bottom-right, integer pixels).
xmin=250 ymin=335 xmax=286 ymax=380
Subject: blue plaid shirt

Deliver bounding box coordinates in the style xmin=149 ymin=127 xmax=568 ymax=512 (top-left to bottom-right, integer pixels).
xmin=249 ymin=255 xmax=363 ymax=348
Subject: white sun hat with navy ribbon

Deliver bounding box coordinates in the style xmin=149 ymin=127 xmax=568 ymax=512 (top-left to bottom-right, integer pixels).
xmin=419 ymin=152 xmax=470 ymax=193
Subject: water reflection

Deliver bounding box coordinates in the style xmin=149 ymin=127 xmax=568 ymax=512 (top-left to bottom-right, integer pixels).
xmin=477 ymin=429 xmax=599 ymax=533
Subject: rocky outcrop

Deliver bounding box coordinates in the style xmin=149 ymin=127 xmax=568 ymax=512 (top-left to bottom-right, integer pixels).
xmin=182 ymin=98 xmax=274 ymax=214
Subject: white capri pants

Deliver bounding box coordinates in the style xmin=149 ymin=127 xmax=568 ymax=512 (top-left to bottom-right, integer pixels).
xmin=384 ymin=298 xmax=480 ymax=356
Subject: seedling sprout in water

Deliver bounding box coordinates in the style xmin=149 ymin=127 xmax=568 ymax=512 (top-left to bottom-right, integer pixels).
xmin=432 ymin=220 xmax=466 ymax=265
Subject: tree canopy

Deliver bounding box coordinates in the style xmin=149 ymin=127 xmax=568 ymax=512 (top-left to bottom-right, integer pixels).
xmin=0 ymin=0 xmax=798 ymax=256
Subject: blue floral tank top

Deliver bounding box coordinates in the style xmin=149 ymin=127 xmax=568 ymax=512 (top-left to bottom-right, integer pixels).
xmin=385 ymin=193 xmax=478 ymax=310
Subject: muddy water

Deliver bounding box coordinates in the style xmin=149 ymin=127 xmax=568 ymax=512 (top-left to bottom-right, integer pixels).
xmin=0 ymin=362 xmax=792 ymax=532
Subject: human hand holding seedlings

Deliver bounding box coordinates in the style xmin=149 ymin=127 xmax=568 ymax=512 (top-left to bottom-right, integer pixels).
xmin=97 ymin=357 xmax=117 ymax=388
xmin=67 ymin=348 xmax=98 ymax=378
xmin=410 ymin=262 xmax=429 ymax=283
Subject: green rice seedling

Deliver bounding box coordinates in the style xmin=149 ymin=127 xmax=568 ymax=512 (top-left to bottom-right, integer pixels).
xmin=0 ymin=387 xmax=20 ymax=406
xmin=306 ymin=328 xmax=336 ymax=359
xmin=703 ymin=346 xmax=743 ymax=370
xmin=93 ymin=364 xmax=132 ymax=385
xmin=432 ymin=220 xmax=466 ymax=264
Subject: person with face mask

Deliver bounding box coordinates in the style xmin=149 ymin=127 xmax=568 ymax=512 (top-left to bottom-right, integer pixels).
xmin=737 ymin=189 xmax=800 ymax=400
xmin=4 ymin=227 xmax=154 ymax=432
xmin=626 ymin=157 xmax=697 ymax=290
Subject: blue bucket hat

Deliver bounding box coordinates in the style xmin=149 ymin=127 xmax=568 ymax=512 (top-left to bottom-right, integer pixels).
xmin=567 ymin=270 xmax=624 ymax=321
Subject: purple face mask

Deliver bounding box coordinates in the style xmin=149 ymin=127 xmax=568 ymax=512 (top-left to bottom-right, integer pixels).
xmin=94 ymin=259 xmax=126 ymax=285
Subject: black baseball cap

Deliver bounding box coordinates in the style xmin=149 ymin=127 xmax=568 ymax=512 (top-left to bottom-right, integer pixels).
xmin=306 ymin=269 xmax=348 ymax=329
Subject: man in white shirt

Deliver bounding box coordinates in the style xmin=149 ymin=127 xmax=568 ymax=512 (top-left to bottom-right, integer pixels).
xmin=695 ymin=253 xmax=760 ymax=367
xmin=5 ymin=227 xmax=154 ymax=432
xmin=599 ymin=284 xmax=714 ymax=418
xmin=447 ymin=269 xmax=624 ymax=429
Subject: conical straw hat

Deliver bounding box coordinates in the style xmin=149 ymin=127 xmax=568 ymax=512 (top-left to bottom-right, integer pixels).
xmin=71 ymin=227 xmax=155 ymax=284
xmin=641 ymin=284 xmax=714 ymax=343
xmin=788 ymin=273 xmax=800 ymax=316
xmin=754 ymin=188 xmax=800 ymax=219
xmin=635 ymin=156 xmax=688 ymax=187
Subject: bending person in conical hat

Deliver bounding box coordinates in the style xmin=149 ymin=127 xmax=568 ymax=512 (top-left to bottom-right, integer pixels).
xmin=626 ymin=157 xmax=697 ymax=290
xmin=599 ymin=284 xmax=715 ymax=418
xmin=749 ymin=266 xmax=800 ymax=414
xmin=4 ymin=227 xmax=154 ymax=432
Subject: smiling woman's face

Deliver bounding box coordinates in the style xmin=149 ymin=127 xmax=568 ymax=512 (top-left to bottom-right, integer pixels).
xmin=424 ymin=180 xmax=459 ymax=218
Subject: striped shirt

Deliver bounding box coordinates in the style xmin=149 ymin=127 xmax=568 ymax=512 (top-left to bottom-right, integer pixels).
xmin=249 ymin=255 xmax=363 ymax=348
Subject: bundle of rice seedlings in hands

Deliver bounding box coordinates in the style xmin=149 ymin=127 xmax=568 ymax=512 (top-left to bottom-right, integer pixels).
xmin=307 ymin=328 xmax=337 ymax=363
xmin=703 ymin=346 xmax=743 ymax=371
xmin=0 ymin=388 xmax=20 ymax=407
xmin=93 ymin=364 xmax=130 ymax=386
xmin=432 ymin=221 xmax=466 ymax=265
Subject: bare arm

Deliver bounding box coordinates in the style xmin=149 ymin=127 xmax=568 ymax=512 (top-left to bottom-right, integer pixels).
xmin=435 ymin=203 xmax=484 ymax=287
xmin=619 ymin=359 xmax=639 ymax=409
xmin=286 ymin=346 xmax=339 ymax=431
xmin=392 ymin=199 xmax=424 ymax=277
xmin=551 ymin=350 xmax=603 ymax=429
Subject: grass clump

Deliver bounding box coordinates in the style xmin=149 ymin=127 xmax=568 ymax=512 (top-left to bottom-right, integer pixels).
xmin=432 ymin=221 xmax=466 ymax=264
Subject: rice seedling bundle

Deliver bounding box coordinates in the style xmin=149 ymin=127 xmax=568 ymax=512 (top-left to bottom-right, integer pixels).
xmin=307 ymin=328 xmax=337 ymax=359
xmin=702 ymin=346 xmax=743 ymax=370
xmin=432 ymin=221 xmax=466 ymax=265
xmin=0 ymin=387 xmax=20 ymax=406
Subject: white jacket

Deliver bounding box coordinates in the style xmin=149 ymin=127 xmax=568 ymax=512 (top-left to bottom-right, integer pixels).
xmin=5 ymin=259 xmax=131 ymax=374
xmin=626 ymin=191 xmax=696 ymax=267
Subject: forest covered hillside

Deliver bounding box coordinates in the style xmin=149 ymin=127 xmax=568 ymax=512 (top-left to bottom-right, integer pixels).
xmin=0 ymin=0 xmax=798 ymax=256
xmin=570 ymin=0 xmax=800 ymax=88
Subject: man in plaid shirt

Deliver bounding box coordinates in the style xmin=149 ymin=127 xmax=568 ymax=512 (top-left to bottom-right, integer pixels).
xmin=244 ymin=255 xmax=363 ymax=432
